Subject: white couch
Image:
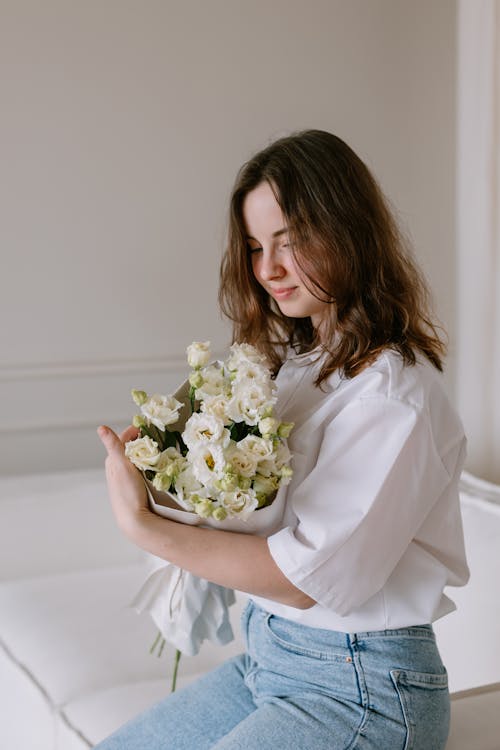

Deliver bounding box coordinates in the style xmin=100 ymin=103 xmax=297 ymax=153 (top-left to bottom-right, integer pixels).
xmin=0 ymin=469 xmax=499 ymax=749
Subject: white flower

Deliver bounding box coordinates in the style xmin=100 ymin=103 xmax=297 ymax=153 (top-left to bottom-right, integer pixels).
xmin=182 ymin=412 xmax=230 ymax=451
xmin=125 ymin=435 xmax=161 ymax=471
xmin=232 ymin=360 xmax=271 ymax=388
xmin=274 ymin=440 xmax=292 ymax=468
xmin=238 ymin=434 xmax=274 ymax=461
xmin=226 ymin=381 xmax=277 ymax=426
xmin=173 ymin=465 xmax=203 ymax=507
xmin=155 ymin=446 xmax=187 ymax=477
xmin=226 ymin=442 xmax=259 ymax=478
xmin=187 ymin=341 xmax=211 ymax=369
xmin=219 ymin=488 xmax=258 ymax=520
xmin=258 ymin=441 xmax=292 ymax=477
xmin=140 ymin=394 xmax=183 ymax=431
xmin=195 ymin=363 xmax=229 ymax=401
xmin=188 ymin=444 xmax=227 ymax=486
xmin=226 ymin=343 xmax=266 ymax=371
xmin=200 ymin=393 xmax=232 ymax=423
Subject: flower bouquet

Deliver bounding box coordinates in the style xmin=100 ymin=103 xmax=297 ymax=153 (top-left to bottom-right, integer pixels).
xmin=125 ymin=342 xmax=294 ymax=687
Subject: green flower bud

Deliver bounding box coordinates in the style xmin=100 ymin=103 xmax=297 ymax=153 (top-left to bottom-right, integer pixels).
xmin=253 ymin=474 xmax=278 ymax=496
xmin=194 ymin=499 xmax=214 ymax=518
xmin=189 ymin=371 xmax=204 ymax=389
xmin=258 ymin=417 xmax=279 ymax=437
xmin=260 ymin=405 xmax=274 ymax=419
xmin=152 ymin=472 xmax=172 ymax=492
xmin=277 ymin=421 xmax=294 ymax=439
xmin=212 ymin=506 xmax=228 ymax=521
xmin=132 ymin=414 xmax=147 ymax=428
xmin=220 ymin=475 xmax=238 ymax=492
xmin=131 ymin=389 xmax=148 ymax=406
xmin=238 ymin=477 xmax=252 ymax=491
xmin=279 ymin=466 xmax=294 ymax=485
xmin=164 ymin=463 xmax=177 ymax=479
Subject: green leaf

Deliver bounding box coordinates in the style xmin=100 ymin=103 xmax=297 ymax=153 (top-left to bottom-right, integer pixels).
xmin=162 ymin=429 xmax=178 ymax=450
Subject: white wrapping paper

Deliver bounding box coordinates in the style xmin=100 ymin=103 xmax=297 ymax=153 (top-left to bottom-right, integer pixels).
xmin=130 ymin=373 xmax=289 ymax=655
xmin=130 ymin=485 xmax=287 ymax=654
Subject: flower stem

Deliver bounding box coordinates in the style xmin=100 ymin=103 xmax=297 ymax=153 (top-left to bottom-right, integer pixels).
xmin=171 ymin=648 xmax=182 ymax=692
xmin=150 ymin=629 xmax=163 ymax=655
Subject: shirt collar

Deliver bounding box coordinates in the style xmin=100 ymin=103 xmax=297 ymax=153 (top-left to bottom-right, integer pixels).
xmin=287 ymin=345 xmax=323 ymax=364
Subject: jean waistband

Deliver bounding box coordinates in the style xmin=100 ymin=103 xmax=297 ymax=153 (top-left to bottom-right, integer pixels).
xmin=248 ymin=601 xmax=436 ymax=645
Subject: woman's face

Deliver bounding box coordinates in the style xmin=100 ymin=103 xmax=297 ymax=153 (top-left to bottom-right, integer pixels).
xmin=242 ymin=181 xmax=330 ymax=332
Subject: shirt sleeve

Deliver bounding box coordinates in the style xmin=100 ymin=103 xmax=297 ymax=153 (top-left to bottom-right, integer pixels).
xmin=266 ymin=396 xmax=452 ymax=616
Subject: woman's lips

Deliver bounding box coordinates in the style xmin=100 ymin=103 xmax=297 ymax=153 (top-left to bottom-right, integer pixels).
xmin=270 ymin=287 xmax=297 ymax=300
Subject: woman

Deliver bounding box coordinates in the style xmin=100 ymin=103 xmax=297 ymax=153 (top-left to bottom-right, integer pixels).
xmin=96 ymin=130 xmax=468 ymax=749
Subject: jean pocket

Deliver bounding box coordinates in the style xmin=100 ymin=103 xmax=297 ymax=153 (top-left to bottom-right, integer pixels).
xmin=390 ymin=668 xmax=450 ymax=750
xmin=264 ymin=614 xmax=348 ymax=662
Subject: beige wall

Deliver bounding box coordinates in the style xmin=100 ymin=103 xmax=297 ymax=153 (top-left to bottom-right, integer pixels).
xmin=0 ymin=0 xmax=457 ymax=474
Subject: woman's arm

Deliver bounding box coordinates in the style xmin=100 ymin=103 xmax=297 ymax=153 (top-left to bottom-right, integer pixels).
xmin=98 ymin=425 xmax=315 ymax=609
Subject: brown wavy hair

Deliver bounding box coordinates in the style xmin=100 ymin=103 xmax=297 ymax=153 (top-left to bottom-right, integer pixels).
xmin=219 ymin=130 xmax=446 ymax=385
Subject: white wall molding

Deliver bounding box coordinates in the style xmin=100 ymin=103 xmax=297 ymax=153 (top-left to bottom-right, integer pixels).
xmin=0 ymin=350 xmax=222 ymax=433
xmin=0 ymin=350 xmax=227 ymax=429
xmin=0 ymin=355 xmax=189 ymax=383
xmin=0 ymin=358 xmax=188 ymax=474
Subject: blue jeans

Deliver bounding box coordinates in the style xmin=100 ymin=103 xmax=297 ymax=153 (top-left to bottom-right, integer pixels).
xmin=94 ymin=600 xmax=450 ymax=749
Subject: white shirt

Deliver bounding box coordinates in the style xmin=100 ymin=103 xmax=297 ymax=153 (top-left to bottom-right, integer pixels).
xmin=251 ymin=348 xmax=469 ymax=631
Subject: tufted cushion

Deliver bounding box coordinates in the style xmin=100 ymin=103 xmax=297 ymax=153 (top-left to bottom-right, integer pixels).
xmin=0 ymin=562 xmax=245 ymax=748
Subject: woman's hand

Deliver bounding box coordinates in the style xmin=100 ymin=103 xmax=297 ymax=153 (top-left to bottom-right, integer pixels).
xmin=97 ymin=424 xmax=152 ymax=538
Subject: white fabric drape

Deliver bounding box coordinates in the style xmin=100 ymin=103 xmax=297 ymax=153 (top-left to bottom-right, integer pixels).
xmin=456 ymin=0 xmax=500 ymax=483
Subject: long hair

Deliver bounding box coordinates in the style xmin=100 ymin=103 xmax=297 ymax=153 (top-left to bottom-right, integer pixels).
xmin=219 ymin=130 xmax=446 ymax=385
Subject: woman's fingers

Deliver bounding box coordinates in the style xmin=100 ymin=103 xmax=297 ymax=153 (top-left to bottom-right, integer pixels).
xmin=120 ymin=425 xmax=140 ymax=443
xmin=97 ymin=425 xmax=125 ymax=457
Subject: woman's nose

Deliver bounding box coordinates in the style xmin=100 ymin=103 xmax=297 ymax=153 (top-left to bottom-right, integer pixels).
xmin=259 ymin=249 xmax=286 ymax=281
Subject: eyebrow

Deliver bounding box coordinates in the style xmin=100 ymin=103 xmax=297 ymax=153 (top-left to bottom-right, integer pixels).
xmin=246 ymin=227 xmax=289 ymax=241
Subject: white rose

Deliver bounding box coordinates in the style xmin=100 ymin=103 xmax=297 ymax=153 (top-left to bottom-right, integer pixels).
xmin=226 ymin=382 xmax=277 ymax=426
xmin=186 ymin=341 xmax=211 ymax=369
xmin=238 ymin=434 xmax=274 ymax=461
xmin=188 ymin=443 xmax=227 ymax=486
xmin=200 ymin=393 xmax=232 ymax=423
xmin=125 ymin=435 xmax=161 ymax=471
xmin=232 ymin=360 xmax=272 ymax=389
xmin=155 ymin=446 xmax=187 ymax=477
xmin=226 ymin=343 xmax=266 ymax=371
xmin=219 ymin=488 xmax=258 ymax=520
xmin=172 ymin=465 xmax=203 ymax=508
xmin=140 ymin=394 xmax=183 ymax=431
xmin=226 ymin=442 xmax=259 ymax=478
xmin=195 ymin=363 xmax=229 ymax=401
xmin=182 ymin=412 xmax=230 ymax=451
xmin=258 ymin=440 xmax=292 ymax=477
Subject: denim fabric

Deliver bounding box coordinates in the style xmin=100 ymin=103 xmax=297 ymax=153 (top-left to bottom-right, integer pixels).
xmin=94 ymin=600 xmax=449 ymax=749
